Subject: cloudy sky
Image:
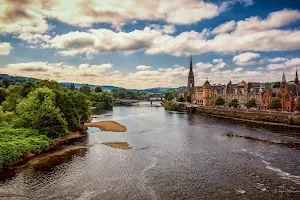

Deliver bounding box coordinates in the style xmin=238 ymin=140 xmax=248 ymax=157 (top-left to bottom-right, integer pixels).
xmin=0 ymin=0 xmax=300 ymax=89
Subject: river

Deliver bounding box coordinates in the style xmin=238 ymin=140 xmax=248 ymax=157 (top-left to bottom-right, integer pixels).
xmin=1 ymin=102 xmax=300 ymax=199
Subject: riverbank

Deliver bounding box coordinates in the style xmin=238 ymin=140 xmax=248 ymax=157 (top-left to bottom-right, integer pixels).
xmin=84 ymin=121 xmax=127 ymax=132
xmin=1 ymin=130 xmax=86 ymax=172
xmin=161 ymin=101 xmax=300 ymax=128
xmin=196 ymin=107 xmax=300 ymax=128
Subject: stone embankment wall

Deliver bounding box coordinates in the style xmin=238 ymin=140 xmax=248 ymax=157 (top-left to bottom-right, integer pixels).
xmin=196 ymin=106 xmax=300 ymax=126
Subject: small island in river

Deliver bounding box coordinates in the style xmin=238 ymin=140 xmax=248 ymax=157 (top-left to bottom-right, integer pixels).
xmin=84 ymin=121 xmax=127 ymax=132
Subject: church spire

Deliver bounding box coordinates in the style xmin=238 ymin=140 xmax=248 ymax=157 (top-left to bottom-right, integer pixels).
xmin=295 ymin=67 xmax=299 ymax=84
xmin=190 ymin=55 xmax=193 ymax=70
xmin=282 ymin=72 xmax=286 ymax=83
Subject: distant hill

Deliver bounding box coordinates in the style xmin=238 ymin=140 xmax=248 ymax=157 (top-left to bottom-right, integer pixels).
xmin=0 ymin=74 xmax=183 ymax=93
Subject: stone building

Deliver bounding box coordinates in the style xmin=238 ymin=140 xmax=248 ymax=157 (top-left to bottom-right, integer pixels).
xmin=195 ymin=79 xmax=213 ymax=106
xmin=210 ymin=80 xmax=262 ymax=109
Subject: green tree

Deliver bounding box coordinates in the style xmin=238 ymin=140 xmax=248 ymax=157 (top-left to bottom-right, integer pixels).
xmin=0 ymin=88 xmax=7 ymax=104
xmin=69 ymin=91 xmax=91 ymax=125
xmin=178 ymin=96 xmax=185 ymax=102
xmin=37 ymin=80 xmax=60 ymax=90
xmin=246 ymin=99 xmax=257 ymax=109
xmin=215 ymin=97 xmax=225 ymax=106
xmin=272 ymin=82 xmax=280 ymax=88
xmin=79 ymin=84 xmax=91 ymax=96
xmin=268 ymin=98 xmax=282 ymax=110
xmin=2 ymin=84 xmax=24 ymax=111
xmin=229 ymin=99 xmax=239 ymax=108
xmin=69 ymin=83 xmax=76 ymax=91
xmin=186 ymin=96 xmax=191 ymax=103
xmin=15 ymin=87 xmax=68 ymax=138
xmin=53 ymin=88 xmax=79 ymax=131
xmin=95 ymin=86 xmax=103 ymax=93
xmin=35 ymin=98 xmax=68 ymax=138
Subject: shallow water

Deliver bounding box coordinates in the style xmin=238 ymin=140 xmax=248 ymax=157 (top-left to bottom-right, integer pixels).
xmin=1 ymin=102 xmax=300 ymax=199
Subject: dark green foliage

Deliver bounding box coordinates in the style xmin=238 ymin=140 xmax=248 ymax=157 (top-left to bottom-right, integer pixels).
xmin=186 ymin=96 xmax=191 ymax=103
xmin=0 ymin=80 xmax=92 ymax=169
xmin=162 ymin=101 xmax=185 ymax=111
xmin=79 ymin=84 xmax=91 ymax=96
xmin=165 ymin=90 xmax=179 ymax=101
xmin=95 ymin=86 xmax=103 ymax=93
xmin=70 ymin=90 xmax=91 ymax=124
xmin=229 ymin=99 xmax=239 ymax=108
xmin=268 ymin=98 xmax=282 ymax=109
xmin=0 ymin=128 xmax=49 ymax=168
xmin=69 ymin=83 xmax=76 ymax=91
xmin=35 ymin=99 xmax=68 ymax=138
xmin=53 ymin=89 xmax=79 ymax=131
xmin=246 ymin=99 xmax=257 ymax=108
xmin=215 ymin=97 xmax=225 ymax=106
xmin=178 ymin=96 xmax=185 ymax=102
xmin=0 ymin=87 xmax=7 ymax=104
xmin=272 ymin=82 xmax=280 ymax=88
xmin=37 ymin=80 xmax=60 ymax=90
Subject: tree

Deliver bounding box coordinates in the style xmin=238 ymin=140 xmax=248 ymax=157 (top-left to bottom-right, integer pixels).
xmin=268 ymin=98 xmax=282 ymax=110
xmin=246 ymin=99 xmax=257 ymax=109
xmin=229 ymin=99 xmax=239 ymax=108
xmin=0 ymin=88 xmax=7 ymax=104
xmin=69 ymin=91 xmax=91 ymax=125
xmin=15 ymin=87 xmax=68 ymax=138
xmin=178 ymin=96 xmax=185 ymax=102
xmin=186 ymin=96 xmax=191 ymax=103
xmin=215 ymin=97 xmax=225 ymax=106
xmin=69 ymin=83 xmax=76 ymax=91
xmin=95 ymin=86 xmax=103 ymax=93
xmin=79 ymin=84 xmax=91 ymax=96
xmin=54 ymin=88 xmax=79 ymax=131
xmin=273 ymin=82 xmax=280 ymax=88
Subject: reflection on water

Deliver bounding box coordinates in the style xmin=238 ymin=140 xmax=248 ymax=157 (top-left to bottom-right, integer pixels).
xmin=0 ymin=102 xmax=300 ymax=199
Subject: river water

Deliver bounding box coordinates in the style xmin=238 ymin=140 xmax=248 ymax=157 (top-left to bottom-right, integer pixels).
xmin=1 ymin=102 xmax=300 ymax=199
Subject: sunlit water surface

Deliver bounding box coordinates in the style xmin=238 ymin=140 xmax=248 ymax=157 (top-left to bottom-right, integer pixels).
xmin=1 ymin=102 xmax=300 ymax=199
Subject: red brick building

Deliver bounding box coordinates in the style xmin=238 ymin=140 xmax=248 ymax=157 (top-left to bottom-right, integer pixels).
xmin=261 ymin=71 xmax=300 ymax=112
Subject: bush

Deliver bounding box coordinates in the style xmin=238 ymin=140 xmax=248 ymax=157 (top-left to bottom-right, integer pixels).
xmin=0 ymin=128 xmax=49 ymax=168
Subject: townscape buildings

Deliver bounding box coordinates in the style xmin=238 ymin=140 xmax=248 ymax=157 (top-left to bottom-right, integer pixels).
xmin=180 ymin=57 xmax=300 ymax=112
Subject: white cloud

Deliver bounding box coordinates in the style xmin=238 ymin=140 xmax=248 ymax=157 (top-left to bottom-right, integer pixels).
xmin=43 ymin=0 xmax=219 ymax=28
xmin=136 ymin=65 xmax=152 ymax=70
xmin=212 ymin=20 xmax=236 ymax=34
xmin=266 ymin=57 xmax=289 ymax=63
xmin=195 ymin=59 xmax=227 ymax=72
xmin=267 ymin=58 xmax=300 ymax=71
xmin=232 ymin=52 xmax=261 ymax=66
xmin=0 ymin=42 xmax=12 ymax=55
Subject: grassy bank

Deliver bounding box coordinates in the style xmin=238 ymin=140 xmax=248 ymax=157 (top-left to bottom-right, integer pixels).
xmin=161 ymin=101 xmax=185 ymax=112
xmin=196 ymin=107 xmax=300 ymax=126
xmin=0 ymin=128 xmax=49 ymax=169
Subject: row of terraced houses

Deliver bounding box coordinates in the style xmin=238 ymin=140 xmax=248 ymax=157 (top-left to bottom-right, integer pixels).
xmin=180 ymin=56 xmax=300 ymax=112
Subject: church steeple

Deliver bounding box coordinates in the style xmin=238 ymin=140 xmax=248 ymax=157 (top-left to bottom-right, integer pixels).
xmin=295 ymin=67 xmax=299 ymax=85
xmin=187 ymin=55 xmax=195 ymax=102
xmin=189 ymin=55 xmax=193 ymax=74
xmin=282 ymin=72 xmax=286 ymax=83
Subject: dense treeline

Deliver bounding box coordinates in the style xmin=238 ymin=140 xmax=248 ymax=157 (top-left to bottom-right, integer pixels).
xmin=111 ymin=88 xmax=147 ymax=100
xmin=0 ymin=80 xmax=91 ymax=169
xmin=78 ymin=84 xmax=113 ymax=109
